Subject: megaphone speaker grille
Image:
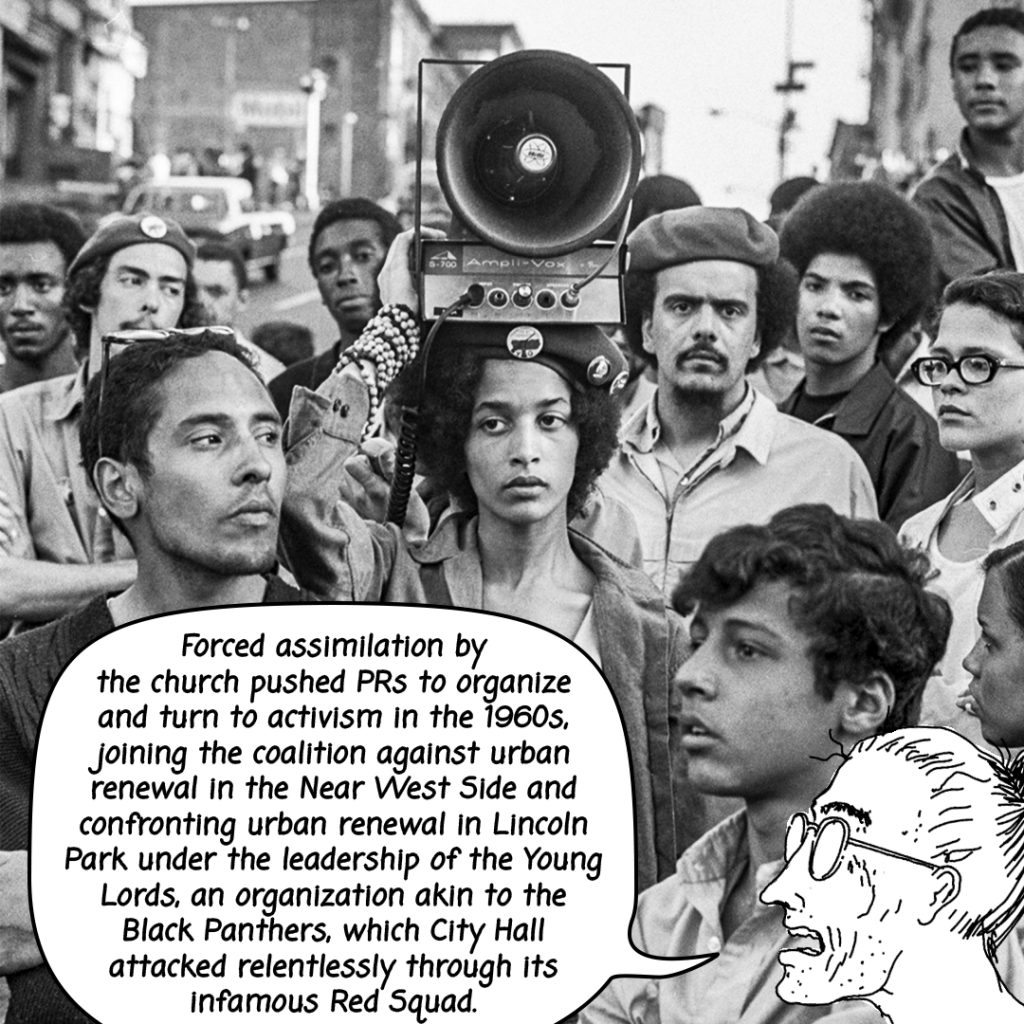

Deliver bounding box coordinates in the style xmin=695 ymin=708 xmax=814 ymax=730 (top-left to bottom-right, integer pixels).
xmin=437 ymin=50 xmax=641 ymax=258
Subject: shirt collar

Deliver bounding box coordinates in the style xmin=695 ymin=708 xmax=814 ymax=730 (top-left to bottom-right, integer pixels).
xmin=971 ymin=463 xmax=1024 ymax=532
xmin=955 ymin=129 xmax=990 ymax=184
xmin=45 ymin=365 xmax=87 ymax=424
xmin=677 ymin=810 xmax=785 ymax=892
xmin=626 ymin=383 xmax=758 ymax=457
xmin=730 ymin=387 xmax=777 ymax=465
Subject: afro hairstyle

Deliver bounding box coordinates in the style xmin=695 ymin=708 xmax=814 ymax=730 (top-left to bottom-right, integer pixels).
xmin=780 ymin=181 xmax=936 ymax=348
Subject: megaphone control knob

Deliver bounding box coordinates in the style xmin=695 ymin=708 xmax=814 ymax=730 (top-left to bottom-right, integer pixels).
xmin=512 ymin=285 xmax=533 ymax=307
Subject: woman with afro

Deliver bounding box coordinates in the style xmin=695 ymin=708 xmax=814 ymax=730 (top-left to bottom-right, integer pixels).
xmin=282 ymin=232 xmax=692 ymax=890
xmin=778 ymin=181 xmax=963 ymax=529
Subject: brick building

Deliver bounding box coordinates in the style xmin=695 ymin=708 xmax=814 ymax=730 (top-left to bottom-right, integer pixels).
xmin=1 ymin=0 xmax=146 ymax=193
xmin=132 ymin=0 xmax=522 ymax=204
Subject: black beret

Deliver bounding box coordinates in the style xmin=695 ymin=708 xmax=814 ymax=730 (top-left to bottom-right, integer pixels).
xmin=628 ymin=206 xmax=779 ymax=273
xmin=68 ymin=213 xmax=196 ymax=276
xmin=436 ymin=321 xmax=629 ymax=394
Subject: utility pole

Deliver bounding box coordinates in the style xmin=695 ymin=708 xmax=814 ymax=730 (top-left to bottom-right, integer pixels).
xmin=300 ymin=69 xmax=327 ymax=210
xmin=774 ymin=0 xmax=814 ymax=182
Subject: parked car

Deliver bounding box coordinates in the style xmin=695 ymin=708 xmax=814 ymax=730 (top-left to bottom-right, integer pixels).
xmin=121 ymin=176 xmax=296 ymax=281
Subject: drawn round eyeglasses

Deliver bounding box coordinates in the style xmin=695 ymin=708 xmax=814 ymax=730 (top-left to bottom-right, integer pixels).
xmin=784 ymin=812 xmax=951 ymax=882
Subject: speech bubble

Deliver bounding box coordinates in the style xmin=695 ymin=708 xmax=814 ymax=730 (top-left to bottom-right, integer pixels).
xmin=31 ymin=603 xmax=711 ymax=1023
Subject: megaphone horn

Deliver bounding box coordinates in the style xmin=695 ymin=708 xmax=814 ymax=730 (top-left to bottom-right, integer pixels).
xmin=436 ymin=50 xmax=642 ymax=258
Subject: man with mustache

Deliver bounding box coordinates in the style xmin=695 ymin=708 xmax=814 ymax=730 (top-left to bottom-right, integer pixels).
xmin=913 ymin=7 xmax=1024 ymax=294
xmin=595 ymin=206 xmax=877 ymax=599
xmin=0 ymin=213 xmax=207 ymax=635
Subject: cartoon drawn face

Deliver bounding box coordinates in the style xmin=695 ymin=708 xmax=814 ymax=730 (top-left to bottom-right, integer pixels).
xmin=761 ymin=752 xmax=957 ymax=1005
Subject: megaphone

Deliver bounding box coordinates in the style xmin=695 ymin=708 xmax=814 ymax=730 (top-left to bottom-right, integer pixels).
xmin=418 ymin=49 xmax=641 ymax=324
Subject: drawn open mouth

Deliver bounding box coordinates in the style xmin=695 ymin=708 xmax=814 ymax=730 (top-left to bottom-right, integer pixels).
xmin=787 ymin=926 xmax=824 ymax=956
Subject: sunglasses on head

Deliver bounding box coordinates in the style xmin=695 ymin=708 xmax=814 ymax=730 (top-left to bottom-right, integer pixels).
xmin=96 ymin=326 xmax=236 ymax=459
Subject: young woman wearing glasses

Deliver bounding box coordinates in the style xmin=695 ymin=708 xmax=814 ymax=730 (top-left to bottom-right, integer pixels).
xmin=902 ymin=271 xmax=1024 ymax=741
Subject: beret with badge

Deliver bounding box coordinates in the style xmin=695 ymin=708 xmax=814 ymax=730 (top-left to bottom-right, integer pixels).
xmin=436 ymin=321 xmax=629 ymax=395
xmin=67 ymin=213 xmax=196 ymax=277
xmin=627 ymin=206 xmax=779 ymax=273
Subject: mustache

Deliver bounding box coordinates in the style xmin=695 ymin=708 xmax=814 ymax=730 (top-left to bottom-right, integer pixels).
xmin=676 ymin=344 xmax=728 ymax=367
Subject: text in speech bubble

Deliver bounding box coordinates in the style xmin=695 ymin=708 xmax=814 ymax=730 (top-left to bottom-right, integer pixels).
xmin=32 ymin=603 xmax=711 ymax=1023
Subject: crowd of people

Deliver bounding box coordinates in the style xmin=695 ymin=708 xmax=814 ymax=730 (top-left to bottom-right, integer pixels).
xmin=5 ymin=5 xmax=1024 ymax=1023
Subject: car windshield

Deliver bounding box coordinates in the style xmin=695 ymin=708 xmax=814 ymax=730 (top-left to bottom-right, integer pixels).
xmin=128 ymin=188 xmax=229 ymax=219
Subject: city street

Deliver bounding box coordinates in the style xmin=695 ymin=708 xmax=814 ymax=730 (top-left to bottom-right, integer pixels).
xmin=237 ymin=209 xmax=337 ymax=351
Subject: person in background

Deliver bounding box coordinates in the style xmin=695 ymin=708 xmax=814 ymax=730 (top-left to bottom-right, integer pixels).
xmin=912 ymin=7 xmax=1024 ymax=293
xmin=193 ymin=241 xmax=285 ymax=380
xmin=613 ymin=175 xmax=703 ymax=420
xmin=595 ymin=206 xmax=877 ymax=598
xmin=0 ymin=203 xmax=84 ymax=394
xmin=250 ymin=320 xmax=314 ymax=368
xmin=961 ymin=539 xmax=1024 ymax=748
xmin=747 ymin=176 xmax=822 ymax=404
xmin=901 ymin=270 xmax=1024 ymax=742
xmin=626 ymin=174 xmax=702 ymax=234
xmin=778 ymin=181 xmax=962 ymax=529
xmin=0 ymin=213 xmax=205 ymax=635
xmin=579 ymin=505 xmax=952 ymax=1024
xmin=267 ymin=198 xmax=400 ymax=419
xmin=765 ymin=176 xmax=821 ymax=234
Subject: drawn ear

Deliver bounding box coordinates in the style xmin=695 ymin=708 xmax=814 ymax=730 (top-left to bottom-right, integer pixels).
xmin=840 ymin=671 xmax=895 ymax=738
xmin=918 ymin=867 xmax=961 ymax=927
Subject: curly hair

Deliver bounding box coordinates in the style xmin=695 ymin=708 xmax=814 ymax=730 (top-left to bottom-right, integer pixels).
xmin=672 ymin=504 xmax=951 ymax=731
xmin=387 ymin=344 xmax=621 ymax=520
xmin=63 ymin=253 xmax=208 ymax=360
xmin=622 ymin=257 xmax=799 ymax=370
xmin=0 ymin=202 xmax=86 ymax=267
xmin=779 ymin=181 xmax=936 ymax=349
xmin=79 ymin=330 xmax=258 ymax=536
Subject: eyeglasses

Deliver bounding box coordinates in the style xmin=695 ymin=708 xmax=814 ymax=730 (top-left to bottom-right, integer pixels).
xmin=911 ymin=354 xmax=1024 ymax=387
xmin=96 ymin=326 xmax=236 ymax=460
xmin=784 ymin=812 xmax=950 ymax=881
